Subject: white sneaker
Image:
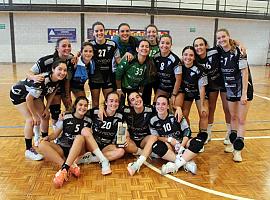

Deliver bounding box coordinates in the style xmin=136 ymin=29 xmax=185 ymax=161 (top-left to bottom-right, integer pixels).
xmin=233 ymin=150 xmax=242 ymax=162
xmin=183 ymin=160 xmax=197 ymax=174
xmin=25 ymin=148 xmax=43 ymax=161
xmin=199 ymin=146 xmax=205 ymax=153
xmin=127 ymin=162 xmax=140 ymax=176
xmin=161 ymin=162 xmax=178 ymax=175
xmin=224 ymin=133 xmax=230 ymax=145
xmin=224 ymin=144 xmax=234 ymax=153
xmin=77 ymin=152 xmax=98 ymax=164
xmin=100 ymin=160 xmax=112 ymax=175
xmin=150 ymin=152 xmax=160 ymax=158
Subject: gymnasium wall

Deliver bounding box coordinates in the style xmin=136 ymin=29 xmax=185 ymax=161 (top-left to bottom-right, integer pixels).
xmin=0 ymin=12 xmax=269 ymax=65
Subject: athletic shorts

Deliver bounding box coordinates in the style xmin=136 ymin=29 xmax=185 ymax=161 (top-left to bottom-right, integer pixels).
xmin=226 ymin=84 xmax=253 ymax=102
xmin=60 ymin=145 xmax=71 ymax=158
xmin=97 ymin=142 xmax=109 ymax=150
xmin=180 ymin=91 xmax=209 ymax=101
xmin=88 ymin=81 xmax=113 ymax=90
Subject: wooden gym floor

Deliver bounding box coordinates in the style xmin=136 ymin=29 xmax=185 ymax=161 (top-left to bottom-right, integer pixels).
xmin=0 ymin=64 xmax=269 ymax=200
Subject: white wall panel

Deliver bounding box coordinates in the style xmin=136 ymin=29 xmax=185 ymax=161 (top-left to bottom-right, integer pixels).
xmin=13 ymin=13 xmax=81 ymax=62
xmin=0 ymin=13 xmax=12 ymax=63
xmin=155 ymin=15 xmax=215 ymax=57
xmin=218 ymin=18 xmax=270 ymax=65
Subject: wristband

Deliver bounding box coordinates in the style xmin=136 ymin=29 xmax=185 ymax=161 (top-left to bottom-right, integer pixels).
xmin=117 ymin=88 xmax=122 ymax=91
xmin=172 ymin=93 xmax=177 ymax=97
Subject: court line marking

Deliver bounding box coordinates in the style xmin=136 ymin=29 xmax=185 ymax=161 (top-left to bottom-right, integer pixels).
xmin=212 ymin=136 xmax=270 ymax=140
xmin=144 ymin=161 xmax=252 ymax=200
xmin=254 ymin=93 xmax=270 ymax=101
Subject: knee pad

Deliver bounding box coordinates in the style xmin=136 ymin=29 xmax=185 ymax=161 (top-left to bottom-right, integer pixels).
xmin=233 ymin=137 xmax=244 ymax=151
xmin=49 ymin=104 xmax=61 ymax=120
xmin=152 ymin=140 xmax=168 ymax=157
xmin=188 ymin=137 xmax=204 ymax=153
xmin=229 ymin=130 xmax=237 ymax=143
xmin=197 ymin=131 xmax=208 ymax=143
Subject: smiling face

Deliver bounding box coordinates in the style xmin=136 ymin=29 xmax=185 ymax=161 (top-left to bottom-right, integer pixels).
xmin=93 ymin=24 xmax=105 ymax=43
xmin=159 ymin=36 xmax=172 ymax=55
xmin=57 ymin=39 xmax=71 ymax=59
xmin=81 ymin=45 xmax=94 ymax=64
xmin=52 ymin=62 xmax=67 ymax=81
xmin=136 ymin=40 xmax=150 ymax=57
xmin=105 ymin=93 xmax=119 ymax=113
xmin=182 ymin=48 xmax=195 ymax=67
xmin=128 ymin=92 xmax=143 ymax=109
xmin=156 ymin=96 xmax=169 ymax=116
xmin=74 ymin=99 xmax=88 ymax=117
xmin=193 ymin=38 xmax=207 ymax=58
xmin=216 ymin=30 xmax=230 ymax=49
xmin=119 ymin=25 xmax=131 ymax=42
xmin=146 ymin=26 xmax=158 ymax=44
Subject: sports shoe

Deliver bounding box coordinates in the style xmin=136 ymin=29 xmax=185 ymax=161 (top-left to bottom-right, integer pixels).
xmin=53 ymin=169 xmax=68 ymax=188
xmin=224 ymin=133 xmax=231 ymax=145
xmin=161 ymin=162 xmax=178 ymax=175
xmin=77 ymin=152 xmax=98 ymax=165
xmin=25 ymin=148 xmax=43 ymax=161
xmin=69 ymin=163 xmax=80 ymax=177
xmin=100 ymin=160 xmax=112 ymax=175
xmin=127 ymin=162 xmax=140 ymax=176
xmin=150 ymin=152 xmax=160 ymax=158
xmin=224 ymin=144 xmax=234 ymax=153
xmin=199 ymin=146 xmax=205 ymax=153
xmin=183 ymin=160 xmax=197 ymax=174
xmin=233 ymin=150 xmax=242 ymax=162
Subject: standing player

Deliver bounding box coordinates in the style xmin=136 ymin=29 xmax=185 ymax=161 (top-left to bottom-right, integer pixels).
xmin=142 ymin=24 xmax=159 ymax=105
xmin=69 ymin=42 xmax=94 ymax=98
xmin=10 ymin=59 xmax=67 ymax=161
xmin=153 ymin=34 xmax=182 ymax=107
xmin=88 ymin=21 xmax=121 ymax=108
xmin=27 ymin=37 xmax=74 ymax=144
xmin=39 ymin=96 xmax=111 ymax=188
xmin=150 ymin=95 xmax=202 ymax=175
xmin=193 ymin=37 xmax=231 ymax=144
xmin=116 ymin=39 xmax=153 ymax=97
xmin=176 ymin=46 xmax=209 ymax=146
xmin=216 ymin=29 xmax=253 ymax=162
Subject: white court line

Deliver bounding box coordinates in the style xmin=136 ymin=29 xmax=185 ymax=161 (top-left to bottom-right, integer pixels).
xmin=144 ymin=161 xmax=252 ymax=200
xmin=254 ymin=93 xmax=270 ymax=101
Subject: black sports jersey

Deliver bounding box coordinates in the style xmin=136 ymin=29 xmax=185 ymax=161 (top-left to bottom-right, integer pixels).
xmin=56 ymin=112 xmax=92 ymax=148
xmin=149 ymin=114 xmax=191 ymax=141
xmin=10 ymin=72 xmax=60 ymax=104
xmin=219 ymin=46 xmax=253 ymax=98
xmin=180 ymin=64 xmax=208 ymax=98
xmin=196 ymin=47 xmax=224 ymax=90
xmin=88 ymin=39 xmax=120 ymax=83
xmin=122 ymin=105 xmax=154 ymax=142
xmin=91 ymin=108 xmax=124 ymax=147
xmin=153 ymin=51 xmax=182 ymax=92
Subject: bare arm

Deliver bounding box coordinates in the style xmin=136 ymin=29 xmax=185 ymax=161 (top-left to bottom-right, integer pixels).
xmin=241 ymin=67 xmax=249 ymax=105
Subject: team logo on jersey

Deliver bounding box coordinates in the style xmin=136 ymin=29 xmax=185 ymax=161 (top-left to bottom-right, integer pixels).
xmin=190 ymin=72 xmax=195 ymax=77
xmin=168 ymin=61 xmax=171 ymax=66
xmin=47 ymin=87 xmax=55 ymax=94
xmin=209 ymin=57 xmax=212 ymax=63
xmin=107 ymin=46 xmax=111 ymax=51
xmin=67 ymin=121 xmax=73 ymax=125
xmin=84 ymin=123 xmax=88 ymax=127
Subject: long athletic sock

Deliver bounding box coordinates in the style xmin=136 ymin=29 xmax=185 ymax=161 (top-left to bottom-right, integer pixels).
xmin=135 ymin=155 xmax=146 ymax=167
xmin=33 ymin=125 xmax=40 ymax=137
xmin=25 ymin=138 xmax=32 ymax=150
xmin=207 ymin=124 xmax=213 ymax=135
xmin=226 ymin=123 xmax=231 ymax=134
xmin=175 ymin=155 xmax=187 ymax=169
xmin=93 ymin=149 xmax=107 ymax=162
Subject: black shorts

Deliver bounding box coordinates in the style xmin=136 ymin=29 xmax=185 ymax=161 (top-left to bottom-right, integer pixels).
xmin=60 ymin=145 xmax=71 ymax=158
xmin=89 ymin=81 xmax=113 ymax=90
xmin=10 ymin=85 xmax=27 ymax=105
xmin=226 ymin=84 xmax=253 ymax=102
xmin=97 ymin=142 xmax=109 ymax=150
xmin=180 ymin=91 xmax=209 ymax=101
xmin=208 ymin=86 xmax=226 ymax=93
